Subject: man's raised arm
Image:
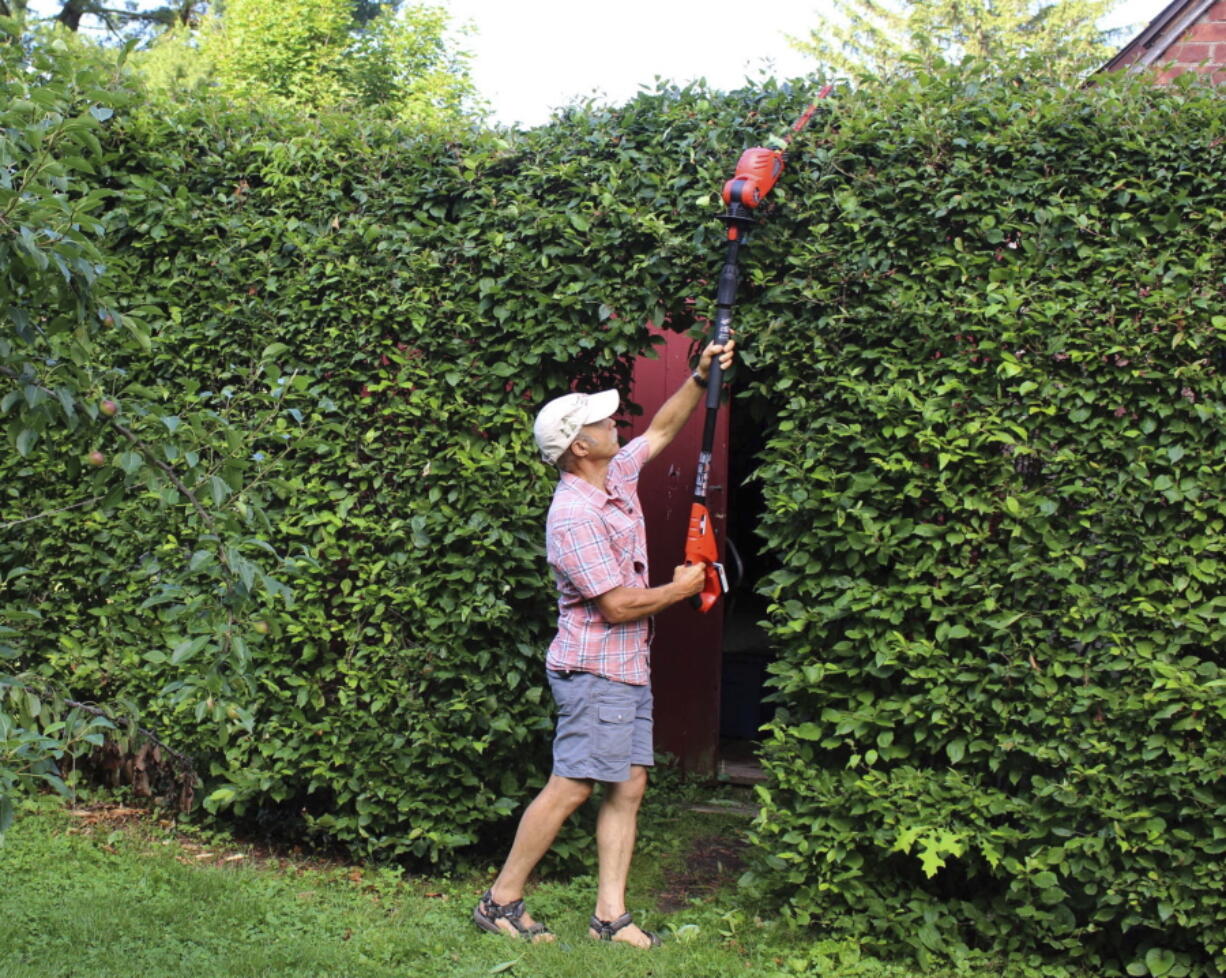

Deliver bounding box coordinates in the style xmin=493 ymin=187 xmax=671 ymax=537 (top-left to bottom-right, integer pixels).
xmin=642 ymin=339 xmax=735 ymax=461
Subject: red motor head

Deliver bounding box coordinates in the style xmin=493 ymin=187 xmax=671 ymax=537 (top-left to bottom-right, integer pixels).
xmin=721 ymin=147 xmax=785 ymax=209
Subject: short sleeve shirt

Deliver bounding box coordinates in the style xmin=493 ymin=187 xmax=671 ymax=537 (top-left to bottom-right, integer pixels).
xmin=545 ymin=435 xmax=652 ymax=685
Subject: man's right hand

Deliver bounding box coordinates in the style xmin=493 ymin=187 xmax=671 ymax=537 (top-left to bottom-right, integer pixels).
xmin=672 ymin=563 xmax=706 ymax=598
xmin=595 ymin=565 xmax=709 ymax=623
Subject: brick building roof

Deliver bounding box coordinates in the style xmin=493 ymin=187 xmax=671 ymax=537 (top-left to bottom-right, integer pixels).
xmin=1100 ymin=0 xmax=1226 ymax=83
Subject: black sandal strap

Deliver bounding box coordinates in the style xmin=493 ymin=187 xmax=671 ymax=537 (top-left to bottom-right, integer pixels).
xmin=481 ymin=890 xmax=527 ymax=930
xmin=590 ymin=912 xmax=661 ymax=947
xmin=590 ymin=911 xmax=635 ymax=940
xmin=484 ymin=892 xmax=526 ymax=922
xmin=477 ymin=890 xmax=552 ymax=939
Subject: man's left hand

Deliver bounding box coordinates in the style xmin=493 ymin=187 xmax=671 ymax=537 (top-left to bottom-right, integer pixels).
xmin=695 ymin=338 xmax=736 ymax=383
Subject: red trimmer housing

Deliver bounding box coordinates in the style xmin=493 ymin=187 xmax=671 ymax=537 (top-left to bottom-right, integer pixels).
xmin=685 ymin=500 xmax=728 ymax=614
xmin=721 ymin=147 xmax=785 ymax=209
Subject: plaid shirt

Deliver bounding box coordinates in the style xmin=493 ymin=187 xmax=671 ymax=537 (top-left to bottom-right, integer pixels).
xmin=545 ymin=436 xmax=652 ymax=685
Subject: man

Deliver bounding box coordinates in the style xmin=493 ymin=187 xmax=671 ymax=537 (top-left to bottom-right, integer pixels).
xmin=473 ymin=338 xmax=736 ymax=949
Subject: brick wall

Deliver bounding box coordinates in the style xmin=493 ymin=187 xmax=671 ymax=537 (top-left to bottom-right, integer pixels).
xmin=1155 ymin=0 xmax=1226 ymax=83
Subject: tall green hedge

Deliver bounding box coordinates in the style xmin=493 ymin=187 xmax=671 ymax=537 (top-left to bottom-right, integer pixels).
xmin=3 ymin=46 xmax=1224 ymax=975
xmin=3 ymin=77 xmax=770 ymax=858
xmin=744 ymin=72 xmax=1226 ymax=977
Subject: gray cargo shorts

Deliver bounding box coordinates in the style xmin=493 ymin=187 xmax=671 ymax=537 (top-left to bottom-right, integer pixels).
xmin=547 ymin=669 xmax=654 ymax=783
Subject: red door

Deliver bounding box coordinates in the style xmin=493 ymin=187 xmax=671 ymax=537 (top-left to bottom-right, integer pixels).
xmin=621 ymin=325 xmax=729 ymax=775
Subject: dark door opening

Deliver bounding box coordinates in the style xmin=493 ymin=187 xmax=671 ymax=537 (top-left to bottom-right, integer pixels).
xmin=627 ymin=325 xmax=776 ymax=781
xmin=717 ymin=373 xmax=777 ymax=783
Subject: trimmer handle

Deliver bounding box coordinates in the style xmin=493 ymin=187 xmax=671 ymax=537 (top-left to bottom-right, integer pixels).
xmin=684 ymin=501 xmax=727 ymax=614
xmin=688 ymin=560 xmax=728 ymax=613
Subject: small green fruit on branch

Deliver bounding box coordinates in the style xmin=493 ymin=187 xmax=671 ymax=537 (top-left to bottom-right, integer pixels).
xmin=100 ymin=399 xmax=118 ymax=417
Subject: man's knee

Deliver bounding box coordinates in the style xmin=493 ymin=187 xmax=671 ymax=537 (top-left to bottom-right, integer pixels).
xmin=546 ymin=774 xmax=594 ymax=811
xmin=615 ymin=765 xmax=649 ymax=803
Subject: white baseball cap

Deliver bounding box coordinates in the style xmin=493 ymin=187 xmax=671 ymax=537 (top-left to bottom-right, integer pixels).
xmin=533 ymin=389 xmax=620 ymax=464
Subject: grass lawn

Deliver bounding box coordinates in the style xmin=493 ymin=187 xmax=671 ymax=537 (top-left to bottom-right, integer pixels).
xmin=0 ymin=790 xmax=1011 ymax=978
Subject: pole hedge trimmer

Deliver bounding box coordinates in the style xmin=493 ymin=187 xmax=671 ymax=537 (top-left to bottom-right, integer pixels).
xmin=684 ymin=84 xmax=834 ymax=613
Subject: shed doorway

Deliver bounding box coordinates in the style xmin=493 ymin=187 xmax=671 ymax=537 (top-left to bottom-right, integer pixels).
xmin=715 ymin=378 xmax=776 ymax=785
xmin=624 ymin=326 xmax=773 ymax=781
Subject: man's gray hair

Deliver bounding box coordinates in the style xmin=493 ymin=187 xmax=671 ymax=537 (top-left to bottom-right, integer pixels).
xmin=555 ymin=430 xmax=594 ymax=473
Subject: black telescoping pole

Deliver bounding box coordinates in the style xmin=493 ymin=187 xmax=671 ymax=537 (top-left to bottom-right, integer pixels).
xmin=692 ymin=236 xmax=740 ymax=504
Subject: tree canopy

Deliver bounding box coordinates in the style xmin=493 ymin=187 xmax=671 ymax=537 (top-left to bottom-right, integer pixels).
xmin=2 ymin=0 xmax=204 ymax=41
xmin=789 ymin=0 xmax=1126 ymax=80
xmin=10 ymin=0 xmax=480 ymax=125
xmin=186 ymin=0 xmax=478 ymax=121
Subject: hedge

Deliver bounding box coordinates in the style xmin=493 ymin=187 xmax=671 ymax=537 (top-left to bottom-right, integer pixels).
xmin=2 ymin=38 xmax=1224 ymax=976
xmin=4 ymin=64 xmax=774 ymax=859
xmin=744 ymin=70 xmax=1226 ymax=977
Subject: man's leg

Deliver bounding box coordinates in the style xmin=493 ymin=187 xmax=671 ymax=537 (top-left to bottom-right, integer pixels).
xmin=590 ymin=764 xmax=654 ymax=948
xmin=485 ymin=773 xmax=592 ymax=937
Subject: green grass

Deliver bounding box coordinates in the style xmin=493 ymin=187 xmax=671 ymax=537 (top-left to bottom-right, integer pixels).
xmin=0 ymin=792 xmax=1005 ymax=978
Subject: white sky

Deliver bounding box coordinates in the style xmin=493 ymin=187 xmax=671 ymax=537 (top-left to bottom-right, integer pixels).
xmin=442 ymin=0 xmax=1174 ymax=127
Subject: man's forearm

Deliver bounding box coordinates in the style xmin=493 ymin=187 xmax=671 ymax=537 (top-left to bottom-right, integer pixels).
xmin=643 ymin=373 xmax=705 ymax=460
xmin=595 ymin=582 xmax=691 ymax=624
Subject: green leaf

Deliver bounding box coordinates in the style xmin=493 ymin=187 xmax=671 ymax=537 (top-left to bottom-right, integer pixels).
xmin=116 ymin=451 xmax=142 ymax=475
xmin=15 ymin=428 xmax=36 ymax=457
xmin=0 ymin=795 xmax=13 ymax=840
xmin=205 ymin=787 xmax=236 ymax=808
xmin=170 ymin=635 xmax=209 ymax=665
xmin=1145 ymin=948 xmax=1176 ymax=977
xmin=124 ymin=317 xmax=151 ymax=352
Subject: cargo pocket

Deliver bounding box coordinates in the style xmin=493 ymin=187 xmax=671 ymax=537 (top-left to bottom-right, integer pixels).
xmin=595 ymin=703 xmax=634 ymax=763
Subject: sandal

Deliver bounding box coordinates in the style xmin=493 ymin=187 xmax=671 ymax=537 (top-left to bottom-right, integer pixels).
xmin=473 ymin=889 xmax=553 ymax=942
xmin=589 ymin=911 xmax=662 ymax=947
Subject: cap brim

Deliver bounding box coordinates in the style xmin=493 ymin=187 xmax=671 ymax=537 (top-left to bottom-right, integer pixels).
xmin=579 ymin=389 xmax=619 ymax=425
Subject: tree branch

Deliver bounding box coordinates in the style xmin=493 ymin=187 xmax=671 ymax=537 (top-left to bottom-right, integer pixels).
xmin=49 ymin=0 xmax=204 ymax=34
xmin=1 ymin=363 xmax=215 ymax=527
xmin=63 ymin=696 xmax=196 ymax=775
xmin=111 ymin=420 xmax=215 ymax=527
xmin=0 ymin=495 xmax=103 ymax=530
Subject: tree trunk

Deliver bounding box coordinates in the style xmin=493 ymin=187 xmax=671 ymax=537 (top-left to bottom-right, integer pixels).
xmin=56 ymin=0 xmax=87 ymax=31
xmin=0 ymin=0 xmax=31 ymax=20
